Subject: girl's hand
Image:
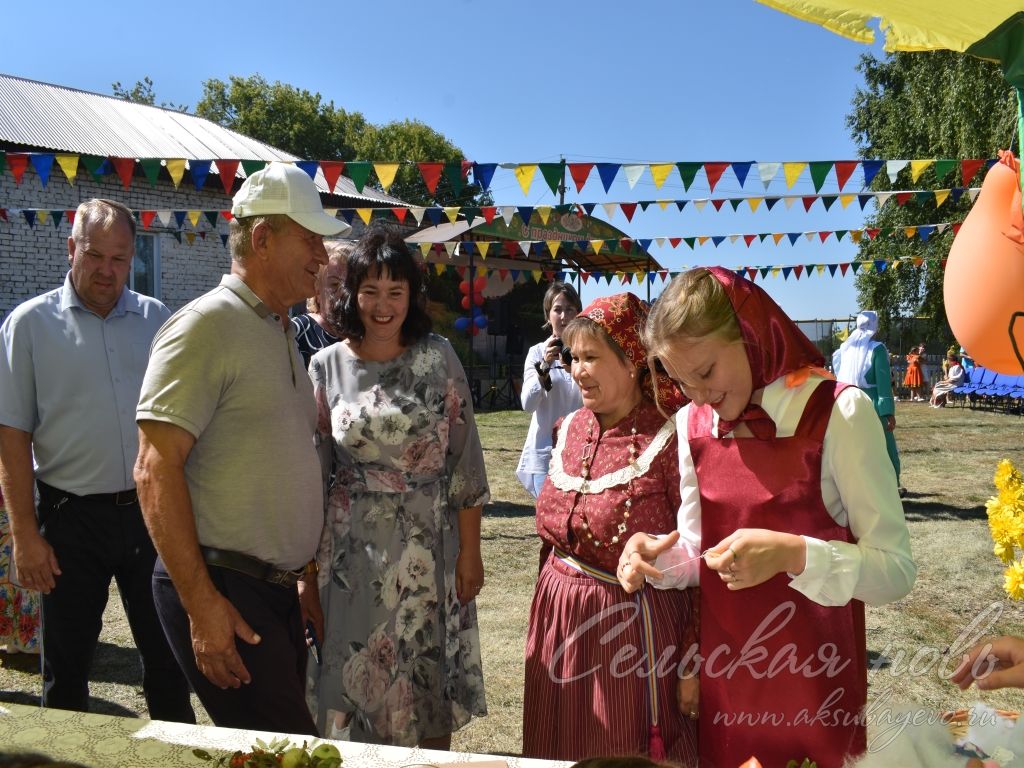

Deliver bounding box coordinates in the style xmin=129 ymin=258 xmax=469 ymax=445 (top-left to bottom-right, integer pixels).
xmin=677 ymin=673 xmax=699 ymax=721
xmin=616 ymin=531 xmax=680 ymax=593
xmin=456 ymin=546 xmax=484 ymax=604
xmin=704 ymin=528 xmax=807 ymax=591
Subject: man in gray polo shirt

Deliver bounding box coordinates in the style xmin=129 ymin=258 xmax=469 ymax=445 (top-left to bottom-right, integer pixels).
xmin=135 ymin=163 xmax=347 ymax=734
xmin=0 ymin=198 xmax=193 ymax=721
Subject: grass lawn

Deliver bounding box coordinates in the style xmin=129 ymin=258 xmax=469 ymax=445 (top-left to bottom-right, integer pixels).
xmin=2 ymin=401 xmax=1023 ymax=755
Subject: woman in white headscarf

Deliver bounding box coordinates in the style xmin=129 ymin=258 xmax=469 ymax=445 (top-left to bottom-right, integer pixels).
xmin=833 ymin=311 xmax=902 ymax=493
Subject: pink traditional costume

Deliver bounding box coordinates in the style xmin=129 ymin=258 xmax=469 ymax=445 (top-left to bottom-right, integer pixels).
xmin=522 ymin=294 xmax=697 ymax=764
xmin=652 ymin=268 xmax=916 ymax=768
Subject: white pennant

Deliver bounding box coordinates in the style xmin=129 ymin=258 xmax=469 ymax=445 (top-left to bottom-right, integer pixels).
xmin=886 ymin=160 xmax=909 ymax=184
xmin=783 ymin=196 xmax=797 ymax=210
xmin=875 ymin=192 xmax=893 ymax=208
xmin=501 ymin=206 xmax=516 ymax=226
xmin=408 ymin=207 xmax=426 ymax=225
xmin=519 ymin=241 xmax=533 ymax=257
xmin=967 ymin=188 xmax=980 ymax=202
xmin=443 ymin=242 xmax=457 ymax=257
xmin=692 ymin=200 xmax=707 ymax=212
xmin=655 ymin=237 xmax=665 ymax=247
xmin=157 ymin=210 xmax=173 ymax=226
xmin=728 ymin=234 xmax=740 ymax=244
xmin=804 ymin=232 xmax=815 ymax=242
xmin=936 ymin=223 xmax=950 ymax=234
xmin=758 ymin=162 xmax=781 ymax=188
xmin=622 ymin=164 xmax=645 ymax=189
xmin=601 ymin=203 xmax=618 ymax=220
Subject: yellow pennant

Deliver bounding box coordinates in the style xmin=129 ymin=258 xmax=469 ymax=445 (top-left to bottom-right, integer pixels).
xmin=373 ymin=163 xmax=400 ymax=191
xmin=187 ymin=210 xmax=201 ymax=227
xmin=816 ymin=265 xmax=825 ymax=276
xmin=514 ymin=164 xmax=538 ymax=195
xmin=36 ymin=209 xmax=49 ymax=226
xmin=904 ymin=226 xmax=918 ymax=238
xmin=477 ymin=241 xmax=491 ymax=259
xmin=747 ymin=198 xmax=763 ymax=213
xmin=851 ymin=230 xmax=864 ymax=243
xmin=649 ymin=163 xmax=674 ymax=189
xmin=657 ymin=200 xmax=671 ymax=210
xmin=434 ymin=262 xmax=446 ymax=276
xmin=692 ymin=200 xmax=708 ymax=213
xmin=536 ymin=206 xmax=552 ymax=225
xmin=770 ymin=267 xmax=781 ymax=278
xmin=166 ymin=159 xmax=187 ymax=188
xmin=185 ymin=232 xmax=196 ymax=245
xmin=531 ymin=270 xmax=542 ymax=283
xmin=56 ymin=154 xmax=79 ymax=185
xmin=444 ymin=207 xmax=460 ymax=224
xmin=910 ymin=159 xmax=934 ymax=183
xmin=592 ymin=240 xmax=604 ymax=254
xmin=839 ymin=194 xmax=856 ymax=209
xmin=772 ymin=233 xmax=785 ymax=245
xmin=615 ymin=271 xmax=626 ymax=284
xmin=419 ymin=242 xmax=433 ymax=259
xmin=356 ymin=208 xmax=373 ymax=225
xmin=698 ymin=236 xmax=710 ymax=246
xmin=546 ymin=240 xmax=561 ymax=257
xmin=783 ymin=162 xmax=807 ymax=189
xmin=934 ymin=189 xmax=950 ymax=207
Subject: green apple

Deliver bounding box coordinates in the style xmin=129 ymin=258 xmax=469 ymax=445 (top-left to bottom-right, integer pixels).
xmin=281 ymin=747 xmax=311 ymax=768
xmin=310 ymin=743 xmax=342 ymax=764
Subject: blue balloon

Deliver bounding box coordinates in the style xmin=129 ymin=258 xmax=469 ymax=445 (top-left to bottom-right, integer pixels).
xmin=472 ymin=306 xmax=484 ymax=317
xmin=454 ymin=317 xmax=471 ymax=331
xmin=474 ymin=314 xmax=488 ymax=328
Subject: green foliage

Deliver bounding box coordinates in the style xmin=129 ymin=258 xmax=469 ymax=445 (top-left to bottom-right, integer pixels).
xmin=845 ymin=50 xmax=1017 ymax=346
xmin=111 ymin=76 xmax=187 ymax=112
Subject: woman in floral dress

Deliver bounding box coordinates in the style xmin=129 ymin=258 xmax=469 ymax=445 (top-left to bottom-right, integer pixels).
xmin=0 ymin=487 xmax=41 ymax=654
xmin=306 ymin=224 xmax=489 ymax=748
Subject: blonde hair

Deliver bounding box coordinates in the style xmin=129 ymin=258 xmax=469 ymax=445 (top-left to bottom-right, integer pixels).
xmin=307 ymin=240 xmax=353 ymax=313
xmin=644 ymin=268 xmax=741 ymax=359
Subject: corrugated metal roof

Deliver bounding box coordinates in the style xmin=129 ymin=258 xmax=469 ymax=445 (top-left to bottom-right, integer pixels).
xmin=0 ymin=73 xmax=398 ymax=204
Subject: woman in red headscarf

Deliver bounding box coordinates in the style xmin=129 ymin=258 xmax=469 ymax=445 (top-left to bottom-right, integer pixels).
xmin=522 ymin=293 xmax=696 ymax=765
xmin=616 ymin=268 xmax=916 ymax=768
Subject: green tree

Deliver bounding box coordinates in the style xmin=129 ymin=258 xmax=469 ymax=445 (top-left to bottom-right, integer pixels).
xmin=846 ymin=50 xmax=1016 ymax=348
xmin=111 ymin=76 xmax=186 ymax=112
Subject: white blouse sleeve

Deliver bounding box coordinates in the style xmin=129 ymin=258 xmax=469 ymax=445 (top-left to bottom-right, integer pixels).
xmin=788 ymin=386 xmax=917 ymax=606
xmin=520 ymin=342 xmax=547 ymax=412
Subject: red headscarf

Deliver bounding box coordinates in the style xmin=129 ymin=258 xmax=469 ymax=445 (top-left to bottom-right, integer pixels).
xmin=705 ymin=267 xmax=825 ymax=438
xmin=578 ymin=292 xmax=687 ymax=415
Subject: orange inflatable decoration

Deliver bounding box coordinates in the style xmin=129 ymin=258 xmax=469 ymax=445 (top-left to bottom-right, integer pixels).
xmin=944 ymin=150 xmax=1024 ymax=374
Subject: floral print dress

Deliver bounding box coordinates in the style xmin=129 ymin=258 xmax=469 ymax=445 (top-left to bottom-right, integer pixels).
xmin=0 ymin=491 xmax=41 ymax=653
xmin=307 ymin=334 xmax=489 ymax=745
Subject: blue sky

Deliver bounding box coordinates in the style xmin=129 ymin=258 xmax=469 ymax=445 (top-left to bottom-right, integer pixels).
xmin=2 ymin=0 xmax=892 ymax=321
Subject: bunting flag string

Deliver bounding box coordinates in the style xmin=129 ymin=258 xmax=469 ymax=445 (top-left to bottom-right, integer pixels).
xmin=0 ymin=150 xmax=999 ymax=197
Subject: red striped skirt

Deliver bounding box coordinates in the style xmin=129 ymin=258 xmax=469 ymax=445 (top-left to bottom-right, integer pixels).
xmin=523 ymin=551 xmax=698 ymax=764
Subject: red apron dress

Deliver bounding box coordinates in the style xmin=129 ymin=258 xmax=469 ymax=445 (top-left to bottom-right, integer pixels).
xmin=689 ymin=380 xmax=867 ymax=768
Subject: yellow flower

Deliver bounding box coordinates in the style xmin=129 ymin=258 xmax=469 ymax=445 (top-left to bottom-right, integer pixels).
xmin=995 ymin=541 xmax=1016 ymax=564
xmin=1005 ymin=560 xmax=1024 ymax=601
xmin=995 ymin=459 xmax=1023 ymax=492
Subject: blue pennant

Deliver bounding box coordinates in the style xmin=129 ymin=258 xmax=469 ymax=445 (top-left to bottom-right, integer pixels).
xmin=190 ymin=160 xmax=212 ymax=191
xmin=461 ymin=241 xmax=476 ymax=256
xmin=786 ymin=233 xmax=800 ymax=245
xmin=828 ymin=264 xmax=838 ymax=277
xmin=731 ymin=161 xmax=754 ymax=188
xmin=595 ymin=163 xmax=620 ymax=193
xmin=675 ymin=200 xmax=688 ymax=211
xmin=295 ymin=161 xmax=319 ymax=180
xmin=173 ymin=211 xmax=187 ymax=229
xmin=23 ymin=210 xmax=36 ymax=228
xmin=556 ymin=271 xmax=567 ymax=282
xmin=425 ymin=208 xmax=443 ymax=226
xmin=858 ymin=194 xmax=873 ymax=209
xmin=764 ymin=197 xmax=779 ymax=211
xmin=950 ymin=188 xmax=965 ymax=204
xmin=861 ymin=160 xmax=883 ymax=186
xmin=636 ymin=238 xmax=652 ymax=252
xmin=918 ymin=225 xmax=936 ymax=242
xmin=339 ymin=209 xmax=355 ymax=225
xmin=781 ymin=266 xmax=792 ymax=280
xmin=472 ymin=163 xmax=497 ymax=191
xmin=581 ymin=202 xmax=596 ymax=215
xmin=30 ymin=154 xmax=55 ymax=188
xmin=518 ymin=206 xmax=533 ymax=226
xmin=576 ymin=240 xmax=589 ymax=253
xmin=711 ymin=236 xmax=725 ymax=247
xmin=874 ymin=260 xmax=888 ymax=273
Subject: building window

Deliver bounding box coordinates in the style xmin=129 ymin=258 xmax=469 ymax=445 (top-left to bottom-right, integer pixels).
xmin=132 ymin=234 xmax=159 ymax=298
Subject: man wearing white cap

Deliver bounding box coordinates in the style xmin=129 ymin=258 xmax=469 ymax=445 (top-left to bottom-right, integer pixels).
xmin=134 ymin=162 xmax=348 ymax=733
xmin=832 ymin=310 xmax=903 ymax=495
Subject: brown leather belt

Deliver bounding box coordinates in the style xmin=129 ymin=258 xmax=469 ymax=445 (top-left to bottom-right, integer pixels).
xmin=200 ymin=546 xmax=305 ymax=588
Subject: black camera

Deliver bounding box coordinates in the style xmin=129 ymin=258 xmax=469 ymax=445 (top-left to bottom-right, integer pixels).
xmin=552 ymin=338 xmax=574 ymax=367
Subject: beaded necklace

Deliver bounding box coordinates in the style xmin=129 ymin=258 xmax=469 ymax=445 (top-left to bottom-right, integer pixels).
xmin=577 ymin=410 xmax=640 ymax=548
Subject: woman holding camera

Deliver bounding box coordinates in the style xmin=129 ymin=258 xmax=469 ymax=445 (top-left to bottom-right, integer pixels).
xmin=522 ymin=293 xmax=696 ymax=764
xmin=516 ymin=283 xmax=584 ymax=498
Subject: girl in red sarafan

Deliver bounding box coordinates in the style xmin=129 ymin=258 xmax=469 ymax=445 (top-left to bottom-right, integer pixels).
xmin=0 ymin=487 xmax=41 ymax=654
xmin=903 ymin=344 xmax=926 ymax=401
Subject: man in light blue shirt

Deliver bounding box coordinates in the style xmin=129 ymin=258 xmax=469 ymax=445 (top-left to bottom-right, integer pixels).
xmin=0 ymin=198 xmax=193 ymax=721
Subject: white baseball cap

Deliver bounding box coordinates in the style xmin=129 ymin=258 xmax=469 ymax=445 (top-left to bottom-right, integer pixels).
xmin=231 ymin=162 xmax=350 ymax=236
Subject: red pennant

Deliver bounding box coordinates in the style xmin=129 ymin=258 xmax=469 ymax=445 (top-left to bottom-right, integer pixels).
xmin=568 ymin=163 xmax=594 ymax=192
xmin=456 ymin=266 xmax=467 ymax=278
xmin=793 ymin=265 xmax=804 ymax=279
xmin=658 ymin=270 xmax=668 ymax=281
xmin=0 ymin=209 xmax=7 ymax=222
xmin=818 ymin=231 xmax=831 ymax=243
xmin=961 ymin=159 xmax=984 ymax=184
xmin=141 ymin=211 xmax=157 ymax=229
xmin=802 ymin=196 xmax=816 ymax=212
xmin=499 ymin=268 xmax=509 ymax=280
xmin=7 ymin=153 xmax=29 ymax=184
xmin=392 ymin=207 xmax=408 ymax=224
xmin=581 ymin=272 xmax=591 ymax=284
xmin=866 ymin=228 xmax=881 ymax=239
xmin=199 ymin=232 xmax=207 ymax=240
xmin=834 ymin=161 xmax=859 ymax=191
xmin=216 ymin=159 xmax=239 ymax=195
xmin=319 ymin=160 xmax=344 ymax=193
xmin=461 ymin=159 xmax=473 ymax=179
xmin=620 ymin=202 xmax=637 ymax=222
xmin=711 ymin=199 xmax=727 ymax=211
xmin=110 ymin=157 xmax=135 ymax=189
xmin=895 ymin=192 xmax=913 ymax=206
xmin=951 ymin=222 xmax=963 ymax=235
xmin=940 ymin=258 xmax=948 ymax=269
xmin=746 ymin=267 xmax=758 ymax=281
xmin=481 ymin=206 xmax=497 ymax=224
xmin=221 ymin=210 xmax=234 ymax=222
xmin=668 ymin=237 xmax=682 ymax=248
xmin=503 ymin=241 xmax=518 ymax=257
xmin=743 ymin=234 xmax=757 ymax=247
xmin=620 ymin=238 xmax=633 ymax=254
xmin=704 ymin=162 xmax=729 ymax=192
xmin=839 ymin=263 xmax=850 ymax=276
xmin=623 ymin=273 xmax=633 ymax=284
xmin=543 ymin=271 xmax=555 ymax=281
xmin=417 ymin=163 xmax=443 ymax=194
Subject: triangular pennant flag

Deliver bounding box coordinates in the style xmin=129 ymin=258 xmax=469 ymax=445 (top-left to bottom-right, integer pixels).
xmin=187 ymin=210 xmax=202 ymax=228
xmin=910 ymin=159 xmax=934 ymax=183
xmin=477 ymin=241 xmax=490 ymax=259
xmin=535 ymin=206 xmax=552 ymax=225
xmin=357 ymin=208 xmax=374 ymax=225
xmin=818 ymin=231 xmax=832 ymax=243
xmin=29 ymin=154 xmax=55 ymax=187
xmin=783 ymin=196 xmax=797 ymax=209
xmin=500 ymin=206 xmax=516 ymax=226
xmin=728 ymin=199 xmax=743 ymax=212
xmin=338 ymin=209 xmax=354 ymax=226
xmin=392 ymin=207 xmax=408 ymax=224
xmin=444 ymin=242 xmax=457 ymax=257
xmin=170 ymin=230 xmax=182 ymax=244
xmin=821 ymin=195 xmax=837 ymax=211
xmin=141 ymin=211 xmax=157 ymax=230
xmin=668 ymin=237 xmax=681 ymax=248
xmin=704 ymin=162 xmax=729 ymax=193
xmin=866 ymin=228 xmax=880 ymax=239
xmin=425 ymin=207 xmax=443 ymax=226
xmin=851 ymin=261 xmax=863 ymax=274
xmin=172 ymin=211 xmax=187 ymax=229
xmin=214 ymin=159 xmax=239 ymax=195
xmin=828 ymin=264 xmax=838 ymax=277
xmin=109 ymin=157 xmax=136 ymax=189
xmin=746 ymin=197 xmax=763 ymax=213
xmin=903 ymin=226 xmax=918 ymax=238
xmin=801 ymin=196 xmax=817 ymax=212
xmin=417 ymin=162 xmax=443 ymax=194
xmin=519 ymin=241 xmax=533 ymax=258
xmin=472 ymin=162 xmax=496 ymax=191
xmin=793 ymin=265 xmax=804 ymax=279
xmin=346 ymin=161 xmax=372 ymax=192
xmin=931 ymin=159 xmax=955 ymax=183
xmin=874 ymin=260 xmax=888 ymax=273
xmin=692 ymin=199 xmax=707 ymax=213
xmin=50 ymin=210 xmax=63 ymax=229
xmin=918 ymin=225 xmax=936 ymax=242
xmin=895 ymin=192 xmax=913 ymax=206
xmin=763 ymin=197 xmax=780 ymax=211
xmin=408 ymin=206 xmax=426 ymax=225
xmin=320 ymin=160 xmax=344 ymax=193
xmin=934 ymin=189 xmax=950 ymax=207
xmin=876 ymin=192 xmax=893 ymax=207
xmin=514 ymin=164 xmax=538 ymax=195
xmin=834 ymin=229 xmax=848 ymax=241
xmin=463 ymin=206 xmax=480 ymax=227
xmin=760 ymin=267 xmax=771 ymax=279
xmin=697 ymin=236 xmax=710 ymax=246
xmin=567 ymin=162 xmax=594 ymax=192
xmin=914 ymin=191 xmax=932 ymax=206
xmin=79 ymin=154 xmax=109 ymax=182
xmin=711 ymin=199 xmax=727 ymax=212
xmin=622 ymin=164 xmax=645 ymax=189
xmin=419 ymin=242 xmax=433 ymax=259
xmin=620 ymin=202 xmax=638 ymax=222
xmin=731 ymin=161 xmax=753 ymax=188
xmin=782 ymin=162 xmax=807 ymax=189
xmin=967 ymin=188 xmax=980 ymax=203
xmin=373 ymin=163 xmax=400 ymax=192
xmin=747 ymin=267 xmax=759 ymax=281
xmin=961 ymin=159 xmax=984 ymax=185
xmin=190 ymin=160 xmax=212 ymax=191
xmin=743 ymin=234 xmax=757 ymax=247
xmin=156 ymin=210 xmax=172 ymax=227
xmin=538 ymin=163 xmax=563 ymax=195
xmin=861 ymin=160 xmax=883 ymax=186
xmin=758 ymin=161 xmax=781 ymax=188
xmin=55 ymin=154 xmax=80 ymax=185
xmin=166 ymin=159 xmax=187 ymax=188
xmin=185 ymin=232 xmax=196 ymax=246
xmin=772 ymin=233 xmax=785 ymax=245
xmin=637 ymin=238 xmax=652 ymax=252
xmin=518 ymin=206 xmax=534 ymax=226
xmin=35 ymin=210 xmax=49 ymax=226
xmin=294 ymin=160 xmax=319 ymax=181
xmin=808 ymin=161 xmax=833 ymax=192
xmin=834 ymin=161 xmax=858 ymax=191
xmin=786 ymin=233 xmax=800 ymax=245
xmin=443 ymin=206 xmax=460 ymax=224
xmin=588 ymin=163 xmax=617 ymax=192
xmin=676 ymin=162 xmax=701 ymax=191
xmin=220 ymin=233 xmax=229 ymax=248
xmin=858 ymin=194 xmax=873 ymax=209
xmin=886 ymin=159 xmax=909 ymax=184
xmin=546 ymin=240 xmax=561 ymax=257
xmin=240 ymin=159 xmax=266 ymax=178
xmin=781 ymin=267 xmax=792 ymax=280
xmin=650 ymin=163 xmax=674 ymax=189
xmin=839 ymin=194 xmax=856 ymax=208
xmin=683 ymin=237 xmax=696 ymax=249
xmin=476 ymin=206 xmax=493 ymax=224
xmin=203 ymin=210 xmax=219 ymax=230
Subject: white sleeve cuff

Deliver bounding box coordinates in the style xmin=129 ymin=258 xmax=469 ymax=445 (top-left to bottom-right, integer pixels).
xmin=787 ymin=535 xmax=861 ymax=607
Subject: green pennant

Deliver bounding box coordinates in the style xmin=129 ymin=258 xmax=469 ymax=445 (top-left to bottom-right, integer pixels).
xmin=808 ymin=161 xmax=833 ymax=193
xmin=759 ymin=267 xmax=770 ymax=279
xmin=51 ymin=210 xmax=64 ymax=229
xmin=554 ymin=204 xmax=572 ymax=215
xmin=139 ymin=158 xmax=162 ymax=186
xmin=682 ymin=237 xmax=696 ymax=249
xmin=729 ymin=199 xmax=743 ymax=212
xmin=915 ymin=191 xmax=932 ymax=205
xmin=0 ymin=151 xmax=6 ymax=176
xmin=834 ymin=230 xmax=848 ymax=242
xmin=81 ymin=155 xmax=107 ymax=181
xmin=171 ymin=231 xmax=182 ymax=244
xmin=240 ymin=159 xmax=267 ymax=177
xmin=463 ymin=206 xmax=480 ymax=227
xmin=804 ymin=264 xmax=815 ymax=276
xmin=851 ymin=261 xmax=862 ymax=274
xmin=639 ymin=200 xmax=653 ymax=212
xmin=758 ymin=233 xmax=770 ymax=242
xmin=538 ymin=163 xmax=564 ymax=196
xmin=933 ymin=159 xmax=956 ymax=182
xmin=676 ymin=162 xmax=701 ymax=191
xmin=443 ymin=163 xmax=466 ymax=196
xmin=821 ymin=195 xmax=837 ymax=211
xmin=346 ymin=162 xmax=372 ymax=193
xmin=605 ymin=273 xmax=614 ymax=285
xmin=204 ymin=211 xmax=220 ymax=230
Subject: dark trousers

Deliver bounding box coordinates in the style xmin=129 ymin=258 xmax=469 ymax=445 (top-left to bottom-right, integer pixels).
xmin=152 ymin=557 xmax=318 ymax=736
xmin=36 ymin=483 xmax=194 ymax=722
